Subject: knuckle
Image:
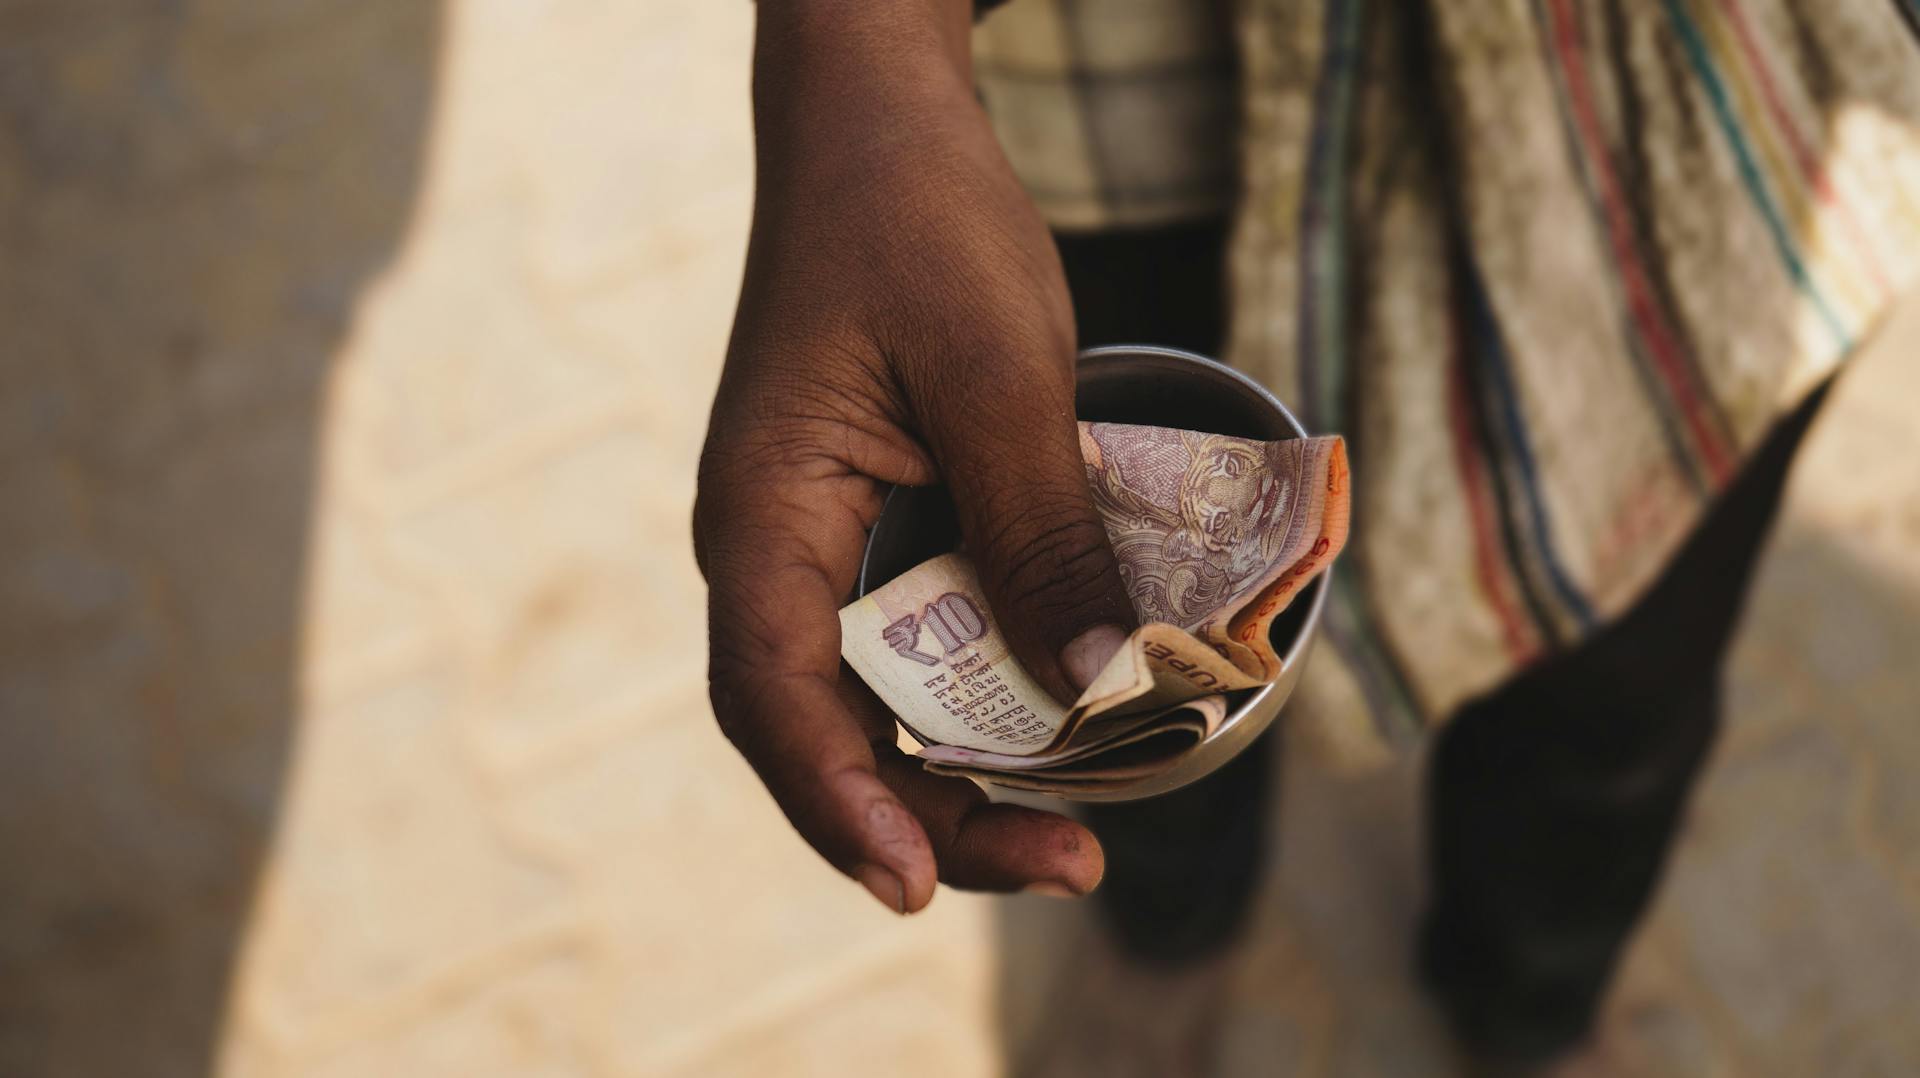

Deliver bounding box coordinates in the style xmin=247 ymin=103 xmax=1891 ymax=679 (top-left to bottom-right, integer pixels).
xmin=708 ymin=659 xmax=811 ymax=759
xmin=698 ymin=424 xmax=804 ymax=493
xmin=706 ymin=639 xmax=764 ymax=750
xmin=692 ymin=430 xmax=832 ymax=567
xmin=689 ymin=469 xmax=742 ymax=580
xmin=700 ymin=407 xmax=886 ymax=497
xmin=710 ymin=683 xmax=754 ymax=752
xmin=729 ymin=336 xmax=891 ymax=433
xmin=708 ymin=585 xmax=830 ymax=682
xmin=982 ymin=507 xmax=1117 ymax=625
xmin=704 ymin=560 xmax=842 ymax=735
xmin=703 ymin=338 xmax=902 ymax=492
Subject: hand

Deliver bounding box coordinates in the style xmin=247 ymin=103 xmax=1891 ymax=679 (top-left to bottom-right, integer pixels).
xmin=693 ymin=1 xmax=1134 ymax=913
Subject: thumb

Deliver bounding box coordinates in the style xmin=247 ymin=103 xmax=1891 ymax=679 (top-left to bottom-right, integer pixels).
xmin=921 ymin=350 xmax=1136 ymax=705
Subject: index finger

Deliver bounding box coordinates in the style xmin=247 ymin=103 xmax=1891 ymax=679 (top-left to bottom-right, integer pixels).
xmin=698 ymin=466 xmax=941 ymax=913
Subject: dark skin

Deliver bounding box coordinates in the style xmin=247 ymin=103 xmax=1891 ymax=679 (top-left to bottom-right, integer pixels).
xmin=694 ymin=0 xmax=1135 ymax=912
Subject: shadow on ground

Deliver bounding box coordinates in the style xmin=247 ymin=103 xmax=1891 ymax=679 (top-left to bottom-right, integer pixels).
xmin=0 ymin=6 xmax=440 ymax=1075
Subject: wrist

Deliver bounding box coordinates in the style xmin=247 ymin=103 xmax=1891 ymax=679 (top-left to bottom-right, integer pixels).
xmin=754 ymin=0 xmax=975 ymax=101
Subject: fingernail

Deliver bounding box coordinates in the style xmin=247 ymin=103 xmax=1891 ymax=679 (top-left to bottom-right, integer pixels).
xmin=1060 ymin=624 xmax=1129 ymax=693
xmin=852 ymin=863 xmax=905 ymax=914
xmin=1023 ymin=881 xmax=1079 ymax=899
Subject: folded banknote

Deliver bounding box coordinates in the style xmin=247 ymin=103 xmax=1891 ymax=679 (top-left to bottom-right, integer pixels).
xmin=840 ymin=422 xmax=1349 ymax=795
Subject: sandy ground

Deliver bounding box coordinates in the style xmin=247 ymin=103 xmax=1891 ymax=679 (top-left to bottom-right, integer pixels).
xmin=1 ymin=3 xmax=1916 ymax=1075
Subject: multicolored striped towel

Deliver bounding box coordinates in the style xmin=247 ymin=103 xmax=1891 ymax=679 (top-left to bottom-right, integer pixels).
xmin=975 ymin=0 xmax=1920 ymax=764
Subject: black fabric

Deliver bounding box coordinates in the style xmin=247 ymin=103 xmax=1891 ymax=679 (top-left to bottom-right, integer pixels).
xmin=1083 ymin=735 xmax=1272 ymax=966
xmin=1418 ymin=382 xmax=1827 ymax=1060
xmin=1054 ymin=220 xmax=1826 ymax=1058
xmin=1054 ymin=221 xmax=1231 ymax=358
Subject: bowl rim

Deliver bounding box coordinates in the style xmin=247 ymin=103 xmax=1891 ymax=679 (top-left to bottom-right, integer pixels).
xmin=1069 ymin=344 xmax=1329 ymax=723
xmin=855 ymin=343 xmax=1332 ymax=800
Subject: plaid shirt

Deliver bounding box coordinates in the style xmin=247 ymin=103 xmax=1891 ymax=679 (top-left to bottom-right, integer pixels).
xmin=974 ymin=0 xmax=1236 ymax=229
xmin=976 ymin=0 xmax=1920 ymax=763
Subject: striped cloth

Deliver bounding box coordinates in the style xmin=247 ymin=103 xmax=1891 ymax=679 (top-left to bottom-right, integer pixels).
xmin=974 ymin=0 xmax=1920 ymax=765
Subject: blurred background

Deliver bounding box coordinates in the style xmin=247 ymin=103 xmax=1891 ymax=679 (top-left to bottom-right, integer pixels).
xmin=2 ymin=2 xmax=1918 ymax=1076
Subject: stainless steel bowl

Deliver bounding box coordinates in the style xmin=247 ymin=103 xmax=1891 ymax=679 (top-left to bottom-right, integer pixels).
xmin=856 ymin=345 xmax=1328 ymax=801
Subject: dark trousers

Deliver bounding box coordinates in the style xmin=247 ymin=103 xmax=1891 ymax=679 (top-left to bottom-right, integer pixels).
xmin=1055 ymin=220 xmax=1822 ymax=1058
